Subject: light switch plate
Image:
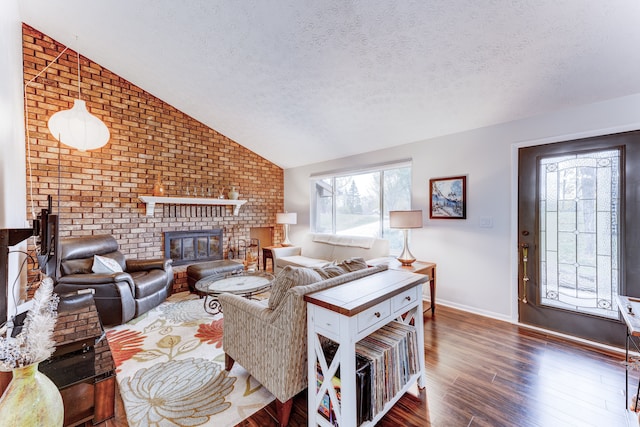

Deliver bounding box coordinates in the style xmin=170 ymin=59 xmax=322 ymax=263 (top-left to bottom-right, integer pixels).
xmin=479 ymin=216 xmax=493 ymax=228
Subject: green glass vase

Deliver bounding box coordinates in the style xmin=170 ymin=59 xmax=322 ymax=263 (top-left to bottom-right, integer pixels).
xmin=0 ymin=363 xmax=63 ymax=426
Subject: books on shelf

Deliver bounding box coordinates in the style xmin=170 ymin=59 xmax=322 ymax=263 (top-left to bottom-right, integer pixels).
xmin=316 ymin=320 xmax=420 ymax=425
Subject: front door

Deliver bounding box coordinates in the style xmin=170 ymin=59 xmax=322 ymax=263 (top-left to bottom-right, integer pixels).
xmin=518 ymin=131 xmax=640 ymax=347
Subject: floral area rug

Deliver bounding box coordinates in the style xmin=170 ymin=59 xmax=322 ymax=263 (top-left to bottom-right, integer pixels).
xmin=105 ymin=291 xmax=274 ymax=427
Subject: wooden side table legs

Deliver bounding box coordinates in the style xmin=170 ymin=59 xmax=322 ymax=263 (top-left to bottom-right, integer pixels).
xmin=262 ymin=247 xmax=274 ymax=271
xmin=429 ymin=278 xmax=436 ymax=315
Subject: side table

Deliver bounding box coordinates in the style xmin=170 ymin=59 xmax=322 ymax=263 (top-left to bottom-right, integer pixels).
xmin=617 ymin=295 xmax=640 ymax=412
xmin=262 ymin=245 xmax=283 ymax=272
xmin=369 ymin=258 xmax=437 ymax=314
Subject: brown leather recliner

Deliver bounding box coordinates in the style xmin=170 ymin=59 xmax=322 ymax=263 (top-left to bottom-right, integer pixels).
xmin=55 ymin=234 xmax=173 ymax=326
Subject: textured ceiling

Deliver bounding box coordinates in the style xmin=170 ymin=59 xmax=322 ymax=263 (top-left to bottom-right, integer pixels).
xmin=18 ymin=1 xmax=640 ymax=169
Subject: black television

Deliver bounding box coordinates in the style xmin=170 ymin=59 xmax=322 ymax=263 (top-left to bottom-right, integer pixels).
xmin=35 ymin=195 xmax=59 ymax=277
xmin=0 ymin=195 xmax=58 ymax=326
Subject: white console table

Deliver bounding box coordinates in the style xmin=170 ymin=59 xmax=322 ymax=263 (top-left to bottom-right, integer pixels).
xmin=305 ymin=269 xmax=427 ymax=427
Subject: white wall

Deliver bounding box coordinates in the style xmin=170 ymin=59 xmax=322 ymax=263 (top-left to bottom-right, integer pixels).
xmin=285 ymin=94 xmax=640 ymax=321
xmin=1 ymin=0 xmax=29 ymax=320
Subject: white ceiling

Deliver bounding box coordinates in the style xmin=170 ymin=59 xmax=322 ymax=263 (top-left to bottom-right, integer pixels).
xmin=19 ymin=1 xmax=640 ymax=169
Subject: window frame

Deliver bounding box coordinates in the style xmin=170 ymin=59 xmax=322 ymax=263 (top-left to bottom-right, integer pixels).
xmin=309 ymin=159 xmax=412 ymax=241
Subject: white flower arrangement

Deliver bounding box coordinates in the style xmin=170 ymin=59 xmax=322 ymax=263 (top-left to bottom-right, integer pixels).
xmin=0 ymin=277 xmax=59 ymax=371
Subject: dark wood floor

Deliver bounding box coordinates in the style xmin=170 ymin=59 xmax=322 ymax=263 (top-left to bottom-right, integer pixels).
xmin=98 ymin=303 xmax=633 ymax=427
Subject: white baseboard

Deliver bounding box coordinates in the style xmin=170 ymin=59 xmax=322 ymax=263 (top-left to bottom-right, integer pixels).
xmin=424 ymin=297 xmax=512 ymax=323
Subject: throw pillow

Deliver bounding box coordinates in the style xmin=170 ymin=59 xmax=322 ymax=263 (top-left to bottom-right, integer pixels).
xmin=313 ymin=264 xmax=346 ymax=279
xmin=338 ymin=257 xmax=369 ymax=272
xmin=268 ymin=266 xmax=322 ymax=310
xmin=92 ymin=255 xmax=123 ymax=274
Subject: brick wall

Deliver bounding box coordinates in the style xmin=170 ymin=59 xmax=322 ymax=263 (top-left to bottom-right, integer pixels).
xmin=22 ymin=24 xmax=284 ymax=292
xmin=54 ymin=295 xmax=115 ymax=376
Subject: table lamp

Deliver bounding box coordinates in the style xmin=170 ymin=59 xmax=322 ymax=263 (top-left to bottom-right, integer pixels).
xmin=276 ymin=212 xmax=297 ymax=246
xmin=389 ymin=210 xmax=423 ymax=266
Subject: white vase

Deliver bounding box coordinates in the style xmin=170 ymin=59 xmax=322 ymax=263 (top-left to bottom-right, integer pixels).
xmin=228 ymin=186 xmax=239 ymax=200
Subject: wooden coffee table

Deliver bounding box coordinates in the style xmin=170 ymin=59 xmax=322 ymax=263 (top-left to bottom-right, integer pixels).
xmin=194 ymin=271 xmax=274 ymax=314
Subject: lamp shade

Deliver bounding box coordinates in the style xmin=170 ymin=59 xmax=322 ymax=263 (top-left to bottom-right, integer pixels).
xmin=276 ymin=212 xmax=297 ymax=225
xmin=389 ymin=210 xmax=423 ymax=229
xmin=48 ymin=99 xmax=110 ymax=151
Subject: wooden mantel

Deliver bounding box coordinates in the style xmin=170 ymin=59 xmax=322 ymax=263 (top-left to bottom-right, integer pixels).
xmin=139 ymin=196 xmax=247 ymax=216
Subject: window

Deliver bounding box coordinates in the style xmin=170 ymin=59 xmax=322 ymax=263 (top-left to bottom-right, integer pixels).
xmin=310 ymin=161 xmax=411 ymax=254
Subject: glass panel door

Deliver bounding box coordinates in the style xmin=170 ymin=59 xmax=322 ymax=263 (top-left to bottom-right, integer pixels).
xmin=539 ymin=150 xmax=620 ymax=319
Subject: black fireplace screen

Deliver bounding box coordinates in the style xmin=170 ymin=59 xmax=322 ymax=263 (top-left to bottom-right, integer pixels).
xmin=164 ymin=230 xmax=223 ymax=266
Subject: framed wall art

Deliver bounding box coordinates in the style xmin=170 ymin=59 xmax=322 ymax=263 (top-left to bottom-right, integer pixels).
xmin=429 ymin=175 xmax=467 ymax=219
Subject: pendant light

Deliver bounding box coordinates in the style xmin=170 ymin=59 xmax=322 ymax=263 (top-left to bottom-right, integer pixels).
xmin=47 ymin=45 xmax=109 ymax=151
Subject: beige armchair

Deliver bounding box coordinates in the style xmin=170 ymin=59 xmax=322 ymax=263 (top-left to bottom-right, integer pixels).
xmin=219 ymin=264 xmax=386 ymax=426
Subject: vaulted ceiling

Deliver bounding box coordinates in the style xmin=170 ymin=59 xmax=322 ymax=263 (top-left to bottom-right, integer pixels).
xmin=19 ymin=1 xmax=640 ymax=169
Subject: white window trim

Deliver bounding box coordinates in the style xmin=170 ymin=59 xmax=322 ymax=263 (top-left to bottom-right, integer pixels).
xmin=309 ymin=159 xmax=412 ymax=180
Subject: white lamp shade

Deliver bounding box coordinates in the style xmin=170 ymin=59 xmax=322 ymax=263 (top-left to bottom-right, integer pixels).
xmin=48 ymin=99 xmax=110 ymax=151
xmin=389 ymin=210 xmax=423 ymax=229
xmin=276 ymin=212 xmax=297 ymax=225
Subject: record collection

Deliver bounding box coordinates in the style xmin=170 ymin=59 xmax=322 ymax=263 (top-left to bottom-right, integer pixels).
xmin=316 ymin=320 xmax=420 ymax=426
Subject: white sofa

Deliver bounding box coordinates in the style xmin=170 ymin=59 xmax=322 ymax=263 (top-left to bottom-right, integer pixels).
xmin=270 ymin=233 xmax=389 ymax=272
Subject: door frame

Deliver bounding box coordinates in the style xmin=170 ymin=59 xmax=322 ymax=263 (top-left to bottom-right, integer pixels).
xmin=509 ymin=124 xmax=640 ymax=328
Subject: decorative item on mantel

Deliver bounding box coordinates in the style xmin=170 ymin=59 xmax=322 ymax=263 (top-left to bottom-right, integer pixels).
xmin=227 ymin=186 xmax=239 ymax=200
xmin=0 ymin=277 xmax=63 ymax=426
xmin=152 ymin=174 xmax=165 ymax=197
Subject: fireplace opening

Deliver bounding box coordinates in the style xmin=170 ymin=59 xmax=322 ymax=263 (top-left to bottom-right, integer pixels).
xmin=164 ymin=230 xmax=223 ymax=266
